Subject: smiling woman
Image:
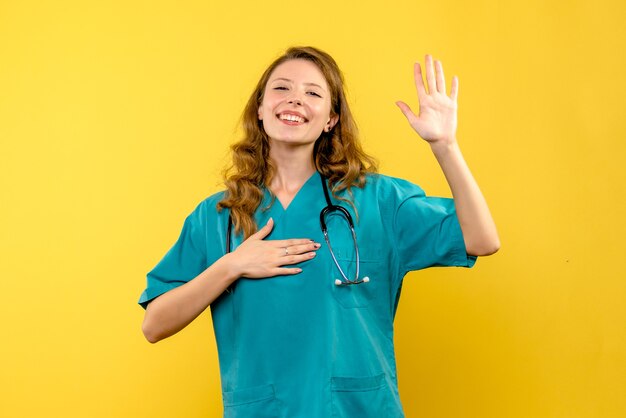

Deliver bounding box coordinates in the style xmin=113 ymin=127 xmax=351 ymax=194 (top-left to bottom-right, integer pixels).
xmin=220 ymin=47 xmax=375 ymax=235
xmin=138 ymin=46 xmax=499 ymax=418
xmin=258 ymin=59 xmax=336 ymax=149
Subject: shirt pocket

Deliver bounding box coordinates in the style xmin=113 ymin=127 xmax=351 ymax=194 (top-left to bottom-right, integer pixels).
xmin=329 ymin=254 xmax=383 ymax=309
xmin=223 ymin=384 xmax=279 ymax=418
xmin=330 ymin=373 xmax=391 ymax=418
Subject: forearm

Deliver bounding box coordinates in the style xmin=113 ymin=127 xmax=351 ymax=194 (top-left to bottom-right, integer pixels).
xmin=431 ymin=141 xmax=500 ymax=256
xmin=142 ymin=254 xmax=239 ymax=343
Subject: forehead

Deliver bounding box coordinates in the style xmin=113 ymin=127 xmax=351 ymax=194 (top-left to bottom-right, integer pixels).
xmin=267 ymin=59 xmax=328 ymax=89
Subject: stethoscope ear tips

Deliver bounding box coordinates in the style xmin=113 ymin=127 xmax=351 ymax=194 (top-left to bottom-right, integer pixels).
xmin=335 ymin=279 xmax=342 ymax=286
xmin=362 ymin=276 xmax=370 ymax=283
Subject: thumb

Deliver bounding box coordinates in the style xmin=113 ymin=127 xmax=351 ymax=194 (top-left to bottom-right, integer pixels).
xmin=395 ymin=101 xmax=417 ymax=124
xmin=251 ymin=217 xmax=274 ymax=240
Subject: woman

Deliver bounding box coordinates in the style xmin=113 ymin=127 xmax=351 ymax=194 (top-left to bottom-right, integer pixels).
xmin=139 ymin=46 xmax=499 ymax=417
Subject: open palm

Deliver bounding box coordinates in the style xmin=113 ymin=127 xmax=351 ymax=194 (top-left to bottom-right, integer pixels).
xmin=396 ymin=55 xmax=458 ymax=145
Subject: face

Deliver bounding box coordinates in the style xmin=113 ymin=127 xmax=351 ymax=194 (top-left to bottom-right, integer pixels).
xmin=258 ymin=59 xmax=337 ymax=147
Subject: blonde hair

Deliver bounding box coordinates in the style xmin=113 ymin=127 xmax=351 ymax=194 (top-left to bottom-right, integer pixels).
xmin=217 ymin=46 xmax=377 ymax=238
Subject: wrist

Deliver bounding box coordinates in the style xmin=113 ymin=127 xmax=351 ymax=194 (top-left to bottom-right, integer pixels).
xmin=430 ymin=139 xmax=460 ymax=158
xmin=216 ymin=253 xmax=241 ymax=285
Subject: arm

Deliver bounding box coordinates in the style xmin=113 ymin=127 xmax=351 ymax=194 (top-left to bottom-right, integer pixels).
xmin=142 ymin=218 xmax=320 ymax=343
xmin=141 ymin=253 xmax=238 ymax=344
xmin=396 ymin=55 xmax=500 ymax=256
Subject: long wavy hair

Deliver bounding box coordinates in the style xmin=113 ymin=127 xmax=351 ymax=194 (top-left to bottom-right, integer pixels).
xmin=217 ymin=46 xmax=377 ymax=239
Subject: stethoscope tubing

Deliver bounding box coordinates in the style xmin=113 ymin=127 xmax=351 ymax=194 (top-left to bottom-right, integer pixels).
xmin=318 ymin=175 xmax=367 ymax=285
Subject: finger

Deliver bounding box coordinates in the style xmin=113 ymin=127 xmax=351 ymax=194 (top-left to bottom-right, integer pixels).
xmin=413 ymin=62 xmax=427 ymax=99
xmin=280 ymin=251 xmax=317 ymax=264
xmin=273 ymin=238 xmax=317 ymax=248
xmin=450 ymin=76 xmax=459 ymax=101
xmin=285 ymin=242 xmax=321 ymax=255
xmin=425 ymin=55 xmax=436 ymax=95
xmin=270 ymin=267 xmax=303 ymax=276
xmin=395 ymin=101 xmax=418 ymax=125
xmin=435 ymin=59 xmax=446 ymax=94
xmin=250 ymin=217 xmax=274 ymax=240
xmin=278 ymin=246 xmax=293 ymax=258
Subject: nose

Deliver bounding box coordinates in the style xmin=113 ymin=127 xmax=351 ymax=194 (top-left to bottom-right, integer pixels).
xmin=288 ymin=94 xmax=303 ymax=106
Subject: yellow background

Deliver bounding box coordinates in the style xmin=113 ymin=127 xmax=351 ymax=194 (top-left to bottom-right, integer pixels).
xmin=1 ymin=0 xmax=624 ymax=417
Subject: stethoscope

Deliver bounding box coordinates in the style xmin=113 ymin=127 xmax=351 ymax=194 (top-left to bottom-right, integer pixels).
xmin=225 ymin=173 xmax=370 ymax=287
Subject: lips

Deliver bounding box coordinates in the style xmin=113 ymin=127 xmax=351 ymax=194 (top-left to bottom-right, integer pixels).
xmin=277 ymin=111 xmax=307 ymax=124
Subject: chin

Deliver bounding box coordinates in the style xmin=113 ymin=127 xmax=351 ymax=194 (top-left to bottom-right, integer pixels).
xmin=267 ymin=132 xmax=318 ymax=145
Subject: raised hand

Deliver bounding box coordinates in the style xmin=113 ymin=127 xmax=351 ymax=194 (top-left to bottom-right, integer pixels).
xmin=396 ymin=55 xmax=459 ymax=147
xmin=230 ymin=217 xmax=321 ymax=278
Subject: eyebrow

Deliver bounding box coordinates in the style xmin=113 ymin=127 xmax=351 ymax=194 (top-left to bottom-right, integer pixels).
xmin=270 ymin=77 xmax=327 ymax=91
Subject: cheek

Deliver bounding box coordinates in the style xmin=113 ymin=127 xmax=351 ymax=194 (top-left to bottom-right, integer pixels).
xmin=258 ymin=103 xmax=272 ymax=120
xmin=314 ymin=104 xmax=333 ymax=124
xmin=259 ymin=96 xmax=279 ymax=118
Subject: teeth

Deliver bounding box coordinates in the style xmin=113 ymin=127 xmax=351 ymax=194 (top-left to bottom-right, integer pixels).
xmin=279 ymin=113 xmax=305 ymax=123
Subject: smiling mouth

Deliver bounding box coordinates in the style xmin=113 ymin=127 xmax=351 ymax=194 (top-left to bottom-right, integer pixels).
xmin=277 ymin=113 xmax=307 ymax=124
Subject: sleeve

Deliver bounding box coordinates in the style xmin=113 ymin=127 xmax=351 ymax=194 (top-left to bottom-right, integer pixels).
xmin=137 ymin=202 xmax=208 ymax=309
xmin=391 ymin=179 xmax=477 ymax=273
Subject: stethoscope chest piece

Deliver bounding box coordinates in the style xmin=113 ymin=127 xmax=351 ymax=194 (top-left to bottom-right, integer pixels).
xmin=334 ymin=277 xmax=370 ymax=286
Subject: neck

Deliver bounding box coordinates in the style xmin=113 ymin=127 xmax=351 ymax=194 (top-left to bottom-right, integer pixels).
xmin=268 ymin=143 xmax=316 ymax=193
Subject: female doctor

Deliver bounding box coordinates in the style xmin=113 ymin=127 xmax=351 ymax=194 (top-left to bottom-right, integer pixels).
xmin=139 ymin=46 xmax=499 ymax=417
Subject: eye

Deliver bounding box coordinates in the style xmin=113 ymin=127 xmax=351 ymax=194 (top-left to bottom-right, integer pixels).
xmin=273 ymin=86 xmax=288 ymax=91
xmin=307 ymin=91 xmax=322 ymax=98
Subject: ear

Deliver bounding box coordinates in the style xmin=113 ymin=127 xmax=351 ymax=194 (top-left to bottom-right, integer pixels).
xmin=258 ymin=108 xmax=263 ymax=121
xmin=324 ymin=115 xmax=339 ymax=132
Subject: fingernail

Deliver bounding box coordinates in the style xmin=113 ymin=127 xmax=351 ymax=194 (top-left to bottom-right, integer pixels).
xmin=295 ymin=268 xmax=302 ymax=273
xmin=314 ymin=243 xmax=321 ymax=248
xmin=267 ymin=217 xmax=273 ymax=224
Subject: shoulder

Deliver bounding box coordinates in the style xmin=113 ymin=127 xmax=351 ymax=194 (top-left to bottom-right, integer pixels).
xmin=185 ymin=190 xmax=228 ymax=223
xmin=360 ymin=173 xmax=426 ymax=199
xmin=197 ymin=190 xmax=227 ymax=210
